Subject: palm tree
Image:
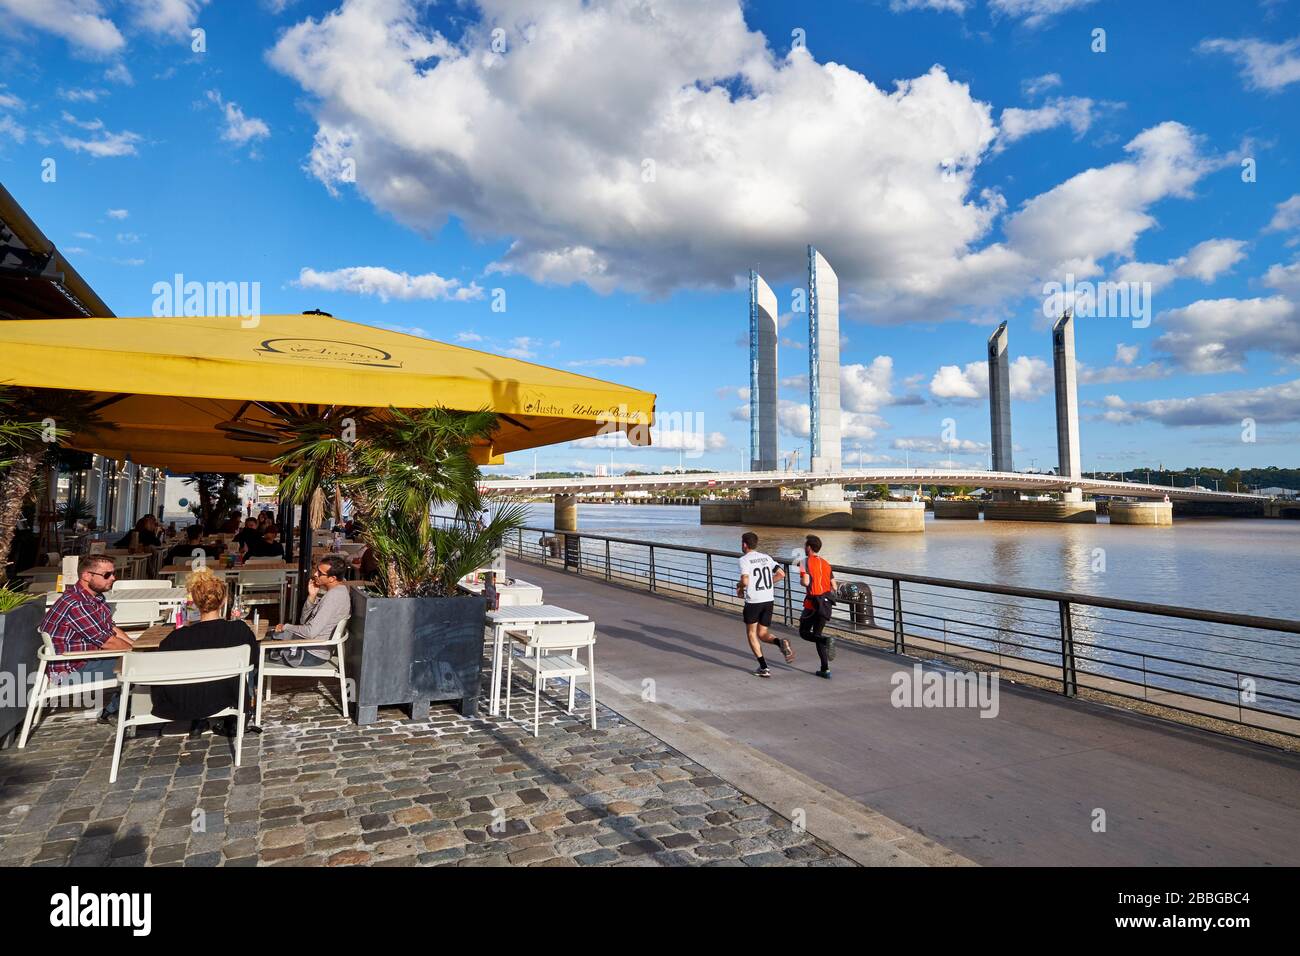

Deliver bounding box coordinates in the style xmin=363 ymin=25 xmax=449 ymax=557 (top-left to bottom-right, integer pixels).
xmin=273 ymin=406 xmax=526 ymax=598
xmin=0 ymin=387 xmax=112 ymax=584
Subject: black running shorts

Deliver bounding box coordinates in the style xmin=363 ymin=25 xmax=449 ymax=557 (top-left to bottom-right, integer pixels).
xmin=743 ymin=601 xmax=774 ymax=626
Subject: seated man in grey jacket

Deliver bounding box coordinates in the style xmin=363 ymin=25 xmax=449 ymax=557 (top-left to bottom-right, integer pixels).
xmin=271 ymin=555 xmax=350 ymax=666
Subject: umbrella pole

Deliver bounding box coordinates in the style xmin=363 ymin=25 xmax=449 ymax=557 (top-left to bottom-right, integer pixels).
xmin=297 ymin=498 xmax=312 ymax=615
xmin=278 ymin=500 xmax=292 ymax=562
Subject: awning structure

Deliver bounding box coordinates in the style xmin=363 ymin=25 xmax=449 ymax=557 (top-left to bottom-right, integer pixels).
xmin=0 ymin=182 xmax=114 ymax=320
xmin=0 ymin=313 xmax=656 ymax=471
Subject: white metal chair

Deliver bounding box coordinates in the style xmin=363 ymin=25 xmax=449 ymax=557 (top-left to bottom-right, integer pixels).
xmin=237 ymin=569 xmax=286 ymax=619
xmin=256 ymin=617 xmax=351 ymax=724
xmin=111 ymin=646 xmax=252 ymax=782
xmin=111 ymin=554 xmax=134 ymax=580
xmin=111 ymin=601 xmax=161 ymax=630
xmin=18 ymin=631 xmax=124 ymax=748
xmin=505 ymin=621 xmax=597 ymax=736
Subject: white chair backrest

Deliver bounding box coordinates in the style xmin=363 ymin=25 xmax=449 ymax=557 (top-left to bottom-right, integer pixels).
xmin=242 ymin=557 xmax=280 ymax=567
xmin=112 ymin=579 xmax=168 ymax=591
xmin=327 ymin=616 xmax=350 ymax=646
xmin=528 ymin=620 xmax=596 ymax=650
xmin=122 ymin=645 xmax=249 ymax=684
xmin=113 ymin=602 xmax=160 ymax=627
xmin=45 ymin=551 xmax=60 ymax=566
xmin=89 ymin=541 xmax=107 ymax=555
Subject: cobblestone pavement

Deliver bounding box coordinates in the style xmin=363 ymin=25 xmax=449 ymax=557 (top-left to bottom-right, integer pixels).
xmin=0 ymin=672 xmax=851 ymax=867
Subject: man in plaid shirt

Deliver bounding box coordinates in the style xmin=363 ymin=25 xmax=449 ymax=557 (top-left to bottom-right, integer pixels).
xmin=40 ymin=554 xmax=134 ymax=720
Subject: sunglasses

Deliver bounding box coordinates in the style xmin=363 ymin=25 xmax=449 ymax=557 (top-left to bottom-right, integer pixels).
xmin=88 ymin=569 xmax=117 ymax=579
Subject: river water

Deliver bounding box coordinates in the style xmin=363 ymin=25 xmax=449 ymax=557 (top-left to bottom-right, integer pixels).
xmin=521 ymin=503 xmax=1300 ymax=620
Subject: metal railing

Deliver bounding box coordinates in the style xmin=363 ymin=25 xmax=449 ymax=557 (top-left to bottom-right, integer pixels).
xmin=511 ymin=524 xmax=1300 ymax=736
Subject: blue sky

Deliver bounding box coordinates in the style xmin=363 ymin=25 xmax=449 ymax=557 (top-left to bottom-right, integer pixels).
xmin=2 ymin=0 xmax=1299 ymax=476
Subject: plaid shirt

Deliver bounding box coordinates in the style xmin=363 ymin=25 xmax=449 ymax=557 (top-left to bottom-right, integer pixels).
xmin=40 ymin=585 xmax=117 ymax=678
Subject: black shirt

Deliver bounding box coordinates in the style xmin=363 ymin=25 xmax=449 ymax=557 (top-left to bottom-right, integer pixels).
xmin=245 ymin=539 xmax=285 ymax=559
xmin=165 ymin=542 xmax=222 ymax=566
xmin=150 ymin=619 xmax=258 ymax=721
xmin=233 ymin=527 xmax=261 ymax=549
xmin=115 ymin=529 xmax=162 ymax=549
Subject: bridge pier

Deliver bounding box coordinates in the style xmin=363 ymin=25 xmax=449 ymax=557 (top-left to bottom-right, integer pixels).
xmin=851 ymin=500 xmax=925 ymax=532
xmin=983 ymin=499 xmax=1097 ymax=523
xmin=1108 ymin=501 xmax=1173 ymax=526
xmin=933 ymin=500 xmax=980 ymax=519
xmin=700 ymin=495 xmax=852 ymax=528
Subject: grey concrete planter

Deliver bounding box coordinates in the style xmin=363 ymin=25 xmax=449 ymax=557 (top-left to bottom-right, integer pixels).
xmin=0 ymin=600 xmax=43 ymax=748
xmin=346 ymin=589 xmax=486 ymax=725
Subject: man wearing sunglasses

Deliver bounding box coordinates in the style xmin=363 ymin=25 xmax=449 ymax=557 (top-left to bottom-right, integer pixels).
xmin=269 ymin=555 xmax=350 ymax=666
xmin=40 ymin=554 xmax=136 ymax=722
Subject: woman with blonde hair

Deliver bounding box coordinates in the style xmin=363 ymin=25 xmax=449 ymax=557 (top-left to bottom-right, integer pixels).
xmin=151 ymin=570 xmax=259 ymax=735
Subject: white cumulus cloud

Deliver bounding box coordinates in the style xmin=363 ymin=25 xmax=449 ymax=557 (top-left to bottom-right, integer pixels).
xmin=929 ymin=355 xmax=1051 ymax=401
xmin=206 ymin=90 xmax=270 ymax=150
xmin=1198 ymin=35 xmax=1300 ymax=93
xmin=293 ymin=265 xmax=484 ymax=302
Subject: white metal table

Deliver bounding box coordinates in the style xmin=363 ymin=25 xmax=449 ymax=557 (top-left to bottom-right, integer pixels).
xmin=105 ymin=587 xmax=188 ymax=608
xmin=485 ymin=604 xmax=590 ymax=717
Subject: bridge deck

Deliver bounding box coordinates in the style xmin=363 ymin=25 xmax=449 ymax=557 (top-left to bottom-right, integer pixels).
xmin=520 ymin=561 xmax=1300 ymax=865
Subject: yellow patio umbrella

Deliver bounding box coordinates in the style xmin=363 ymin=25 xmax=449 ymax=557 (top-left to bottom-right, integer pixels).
xmin=0 ymin=313 xmax=656 ymax=470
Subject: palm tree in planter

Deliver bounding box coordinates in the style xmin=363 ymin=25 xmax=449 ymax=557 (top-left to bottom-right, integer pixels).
xmin=274 ymin=406 xmax=526 ymax=724
xmin=0 ymin=388 xmax=51 ymax=743
xmin=0 ymin=584 xmax=41 ymax=746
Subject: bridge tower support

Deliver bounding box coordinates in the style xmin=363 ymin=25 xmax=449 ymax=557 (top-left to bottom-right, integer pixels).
xmin=750 ymin=271 xmax=780 ymax=504
xmin=1053 ymin=312 xmax=1083 ymax=502
xmin=803 ymin=246 xmax=848 ymax=515
xmin=987 ymin=322 xmax=1014 ymax=473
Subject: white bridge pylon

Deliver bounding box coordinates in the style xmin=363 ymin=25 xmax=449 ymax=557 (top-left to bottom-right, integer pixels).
xmin=480 ymin=469 xmax=1264 ymax=502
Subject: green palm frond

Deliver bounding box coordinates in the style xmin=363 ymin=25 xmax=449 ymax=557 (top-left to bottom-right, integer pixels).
xmin=274 ymin=403 xmax=526 ymax=597
xmin=0 ymin=585 xmax=37 ymax=613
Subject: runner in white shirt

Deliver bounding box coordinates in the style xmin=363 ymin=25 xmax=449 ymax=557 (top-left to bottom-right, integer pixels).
xmin=736 ymin=532 xmax=793 ymax=678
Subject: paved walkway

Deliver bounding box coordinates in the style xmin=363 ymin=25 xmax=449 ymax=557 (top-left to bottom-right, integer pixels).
xmin=0 ymin=675 xmax=847 ymax=868
xmin=520 ymin=562 xmax=1300 ymax=866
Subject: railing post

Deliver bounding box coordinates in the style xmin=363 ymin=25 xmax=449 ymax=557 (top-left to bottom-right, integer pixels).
xmin=892 ymin=579 xmax=904 ymax=654
xmin=783 ymin=567 xmax=792 ymax=626
xmin=605 ymin=539 xmax=611 ymax=582
xmin=1058 ymin=599 xmax=1077 ymax=697
xmin=706 ymin=553 xmax=714 ymax=606
xmin=649 ymin=545 xmax=656 ymax=593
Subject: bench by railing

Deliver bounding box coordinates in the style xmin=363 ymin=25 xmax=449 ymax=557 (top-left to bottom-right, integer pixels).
xmin=504 ymin=523 xmax=1300 ymax=737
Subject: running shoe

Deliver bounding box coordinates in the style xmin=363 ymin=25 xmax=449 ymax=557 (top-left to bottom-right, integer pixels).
xmin=753 ymin=665 xmax=772 ymax=678
xmin=778 ymin=638 xmax=796 ymax=663
xmin=815 ymin=669 xmax=832 ymax=680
